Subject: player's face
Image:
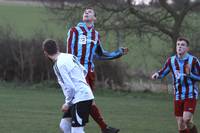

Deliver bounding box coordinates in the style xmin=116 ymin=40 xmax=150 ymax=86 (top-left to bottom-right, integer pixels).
xmin=83 ymin=9 xmax=96 ymax=23
xmin=176 ymin=40 xmax=189 ymax=56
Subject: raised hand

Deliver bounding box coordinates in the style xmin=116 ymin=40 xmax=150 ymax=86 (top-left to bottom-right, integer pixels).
xmin=151 ymin=72 xmax=159 ymax=80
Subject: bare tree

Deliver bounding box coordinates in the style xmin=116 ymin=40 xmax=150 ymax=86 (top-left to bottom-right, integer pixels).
xmin=40 ymin=0 xmax=200 ymax=52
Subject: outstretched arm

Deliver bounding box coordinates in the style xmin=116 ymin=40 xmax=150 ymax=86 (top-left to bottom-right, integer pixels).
xmin=95 ymin=40 xmax=128 ymax=60
xmin=152 ymin=58 xmax=171 ymax=80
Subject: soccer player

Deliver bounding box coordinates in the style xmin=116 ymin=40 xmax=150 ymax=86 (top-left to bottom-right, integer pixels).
xmin=66 ymin=8 xmax=128 ymax=133
xmin=42 ymin=39 xmax=94 ymax=133
xmin=151 ymin=37 xmax=200 ymax=133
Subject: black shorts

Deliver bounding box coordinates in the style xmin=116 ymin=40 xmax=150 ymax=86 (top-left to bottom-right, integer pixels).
xmin=62 ymin=100 xmax=93 ymax=127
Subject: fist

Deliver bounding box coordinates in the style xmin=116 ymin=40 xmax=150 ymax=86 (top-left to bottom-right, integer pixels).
xmin=61 ymin=104 xmax=69 ymax=112
xmin=121 ymin=47 xmax=128 ymax=55
xmin=151 ymin=72 xmax=159 ymax=80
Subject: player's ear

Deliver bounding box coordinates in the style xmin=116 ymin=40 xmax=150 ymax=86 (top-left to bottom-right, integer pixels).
xmin=43 ymin=51 xmax=48 ymax=57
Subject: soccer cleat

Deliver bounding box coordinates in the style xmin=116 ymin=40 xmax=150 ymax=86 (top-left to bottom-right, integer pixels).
xmin=101 ymin=126 xmax=120 ymax=133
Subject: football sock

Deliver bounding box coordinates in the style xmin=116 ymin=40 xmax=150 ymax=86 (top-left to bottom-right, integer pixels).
xmin=71 ymin=127 xmax=84 ymax=133
xmin=90 ymin=104 xmax=107 ymax=130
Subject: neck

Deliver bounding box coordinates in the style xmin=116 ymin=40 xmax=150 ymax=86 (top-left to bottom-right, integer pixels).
xmin=177 ymin=52 xmax=187 ymax=59
xmin=49 ymin=52 xmax=60 ymax=62
xmin=85 ymin=21 xmax=93 ymax=28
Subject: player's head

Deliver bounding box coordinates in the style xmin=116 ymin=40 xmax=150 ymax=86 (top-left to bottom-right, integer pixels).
xmin=83 ymin=8 xmax=96 ymax=23
xmin=176 ymin=37 xmax=189 ymax=56
xmin=42 ymin=39 xmax=59 ymax=57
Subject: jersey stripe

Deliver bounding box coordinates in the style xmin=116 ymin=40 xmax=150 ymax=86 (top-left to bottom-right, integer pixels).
xmin=191 ymin=57 xmax=196 ymax=98
xmin=88 ymin=29 xmax=95 ymax=71
xmin=174 ymin=58 xmax=181 ymax=100
xmin=73 ymin=28 xmax=79 ymax=56
xmin=183 ymin=59 xmax=189 ymax=99
xmin=67 ymin=28 xmax=74 ymax=53
xmin=80 ymin=27 xmax=87 ymax=66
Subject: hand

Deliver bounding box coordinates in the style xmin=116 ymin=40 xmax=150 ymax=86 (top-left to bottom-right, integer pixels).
xmin=185 ymin=64 xmax=190 ymax=75
xmin=61 ymin=104 xmax=69 ymax=112
xmin=151 ymin=72 xmax=159 ymax=80
xmin=121 ymin=47 xmax=128 ymax=55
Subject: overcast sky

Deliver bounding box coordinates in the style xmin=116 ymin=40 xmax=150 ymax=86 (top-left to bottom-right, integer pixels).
xmin=134 ymin=0 xmax=196 ymax=5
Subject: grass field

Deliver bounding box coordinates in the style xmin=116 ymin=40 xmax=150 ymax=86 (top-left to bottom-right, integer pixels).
xmin=0 ymin=82 xmax=199 ymax=133
xmin=0 ymin=4 xmax=65 ymax=38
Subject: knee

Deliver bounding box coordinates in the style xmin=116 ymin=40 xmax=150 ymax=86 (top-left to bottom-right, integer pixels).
xmin=183 ymin=117 xmax=191 ymax=126
xmin=60 ymin=118 xmax=71 ymax=133
xmin=177 ymin=119 xmax=186 ymax=130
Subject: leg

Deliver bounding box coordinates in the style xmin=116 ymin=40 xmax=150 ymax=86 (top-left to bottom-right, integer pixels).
xmin=71 ymin=100 xmax=93 ymax=133
xmin=86 ymin=71 xmax=120 ymax=133
xmin=183 ymin=112 xmax=198 ymax=133
xmin=174 ymin=100 xmax=189 ymax=133
xmin=60 ymin=118 xmax=71 ymax=133
xmin=176 ymin=117 xmax=189 ymax=133
xmin=90 ymin=101 xmax=107 ymax=129
xmin=183 ymin=99 xmax=198 ymax=133
xmin=71 ymin=127 xmax=84 ymax=133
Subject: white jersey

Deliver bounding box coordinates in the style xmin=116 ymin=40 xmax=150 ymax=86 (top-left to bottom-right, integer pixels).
xmin=53 ymin=53 xmax=94 ymax=106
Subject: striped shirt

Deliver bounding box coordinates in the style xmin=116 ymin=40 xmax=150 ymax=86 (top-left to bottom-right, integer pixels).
xmin=66 ymin=22 xmax=123 ymax=72
xmin=158 ymin=53 xmax=200 ymax=100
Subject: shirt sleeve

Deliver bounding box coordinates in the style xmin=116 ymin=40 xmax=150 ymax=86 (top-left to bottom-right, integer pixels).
xmin=66 ymin=27 xmax=76 ymax=54
xmin=54 ymin=65 xmax=75 ymax=106
xmin=189 ymin=58 xmax=200 ymax=81
xmin=157 ymin=58 xmax=171 ymax=79
xmin=95 ymin=39 xmax=123 ymax=60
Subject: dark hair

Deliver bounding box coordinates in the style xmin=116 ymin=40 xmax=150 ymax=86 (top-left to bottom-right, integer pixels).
xmin=42 ymin=39 xmax=59 ymax=55
xmin=177 ymin=37 xmax=190 ymax=46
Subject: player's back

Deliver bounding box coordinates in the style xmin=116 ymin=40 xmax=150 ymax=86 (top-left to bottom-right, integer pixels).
xmin=55 ymin=53 xmax=94 ymax=103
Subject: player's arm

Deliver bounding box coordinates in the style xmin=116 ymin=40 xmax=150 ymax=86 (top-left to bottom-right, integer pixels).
xmin=95 ymin=38 xmax=128 ymax=60
xmin=152 ymin=58 xmax=171 ymax=80
xmin=187 ymin=58 xmax=200 ymax=81
xmin=66 ymin=27 xmax=77 ymax=54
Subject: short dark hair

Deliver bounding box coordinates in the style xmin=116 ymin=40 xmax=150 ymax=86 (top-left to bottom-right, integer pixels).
xmin=42 ymin=39 xmax=59 ymax=55
xmin=177 ymin=37 xmax=190 ymax=46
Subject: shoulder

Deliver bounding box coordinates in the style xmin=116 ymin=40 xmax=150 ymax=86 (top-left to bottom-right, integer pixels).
xmin=68 ymin=27 xmax=78 ymax=33
xmin=57 ymin=53 xmax=73 ymax=68
xmin=166 ymin=56 xmax=174 ymax=62
xmin=188 ymin=54 xmax=199 ymax=62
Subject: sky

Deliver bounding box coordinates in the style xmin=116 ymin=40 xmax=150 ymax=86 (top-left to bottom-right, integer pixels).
xmin=134 ymin=0 xmax=152 ymax=5
xmin=134 ymin=0 xmax=196 ymax=5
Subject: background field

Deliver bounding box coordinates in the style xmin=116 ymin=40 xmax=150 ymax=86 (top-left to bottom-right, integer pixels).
xmin=0 ymin=82 xmax=199 ymax=133
xmin=0 ymin=3 xmax=171 ymax=71
xmin=0 ymin=2 xmax=199 ymax=133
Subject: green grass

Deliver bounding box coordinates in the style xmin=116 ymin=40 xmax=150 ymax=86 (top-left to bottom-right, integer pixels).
xmin=0 ymin=82 xmax=199 ymax=133
xmin=0 ymin=4 xmax=66 ymax=38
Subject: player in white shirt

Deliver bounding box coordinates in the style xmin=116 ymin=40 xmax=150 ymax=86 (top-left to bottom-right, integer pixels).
xmin=42 ymin=39 xmax=94 ymax=133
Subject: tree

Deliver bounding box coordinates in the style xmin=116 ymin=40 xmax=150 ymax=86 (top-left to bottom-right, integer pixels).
xmin=41 ymin=0 xmax=200 ymax=52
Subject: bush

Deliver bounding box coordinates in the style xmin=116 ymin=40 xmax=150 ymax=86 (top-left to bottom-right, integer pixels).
xmin=95 ymin=60 xmax=130 ymax=89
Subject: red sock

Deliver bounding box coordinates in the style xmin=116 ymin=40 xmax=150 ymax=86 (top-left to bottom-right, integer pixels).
xmin=179 ymin=128 xmax=190 ymax=133
xmin=90 ymin=104 xmax=107 ymax=130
